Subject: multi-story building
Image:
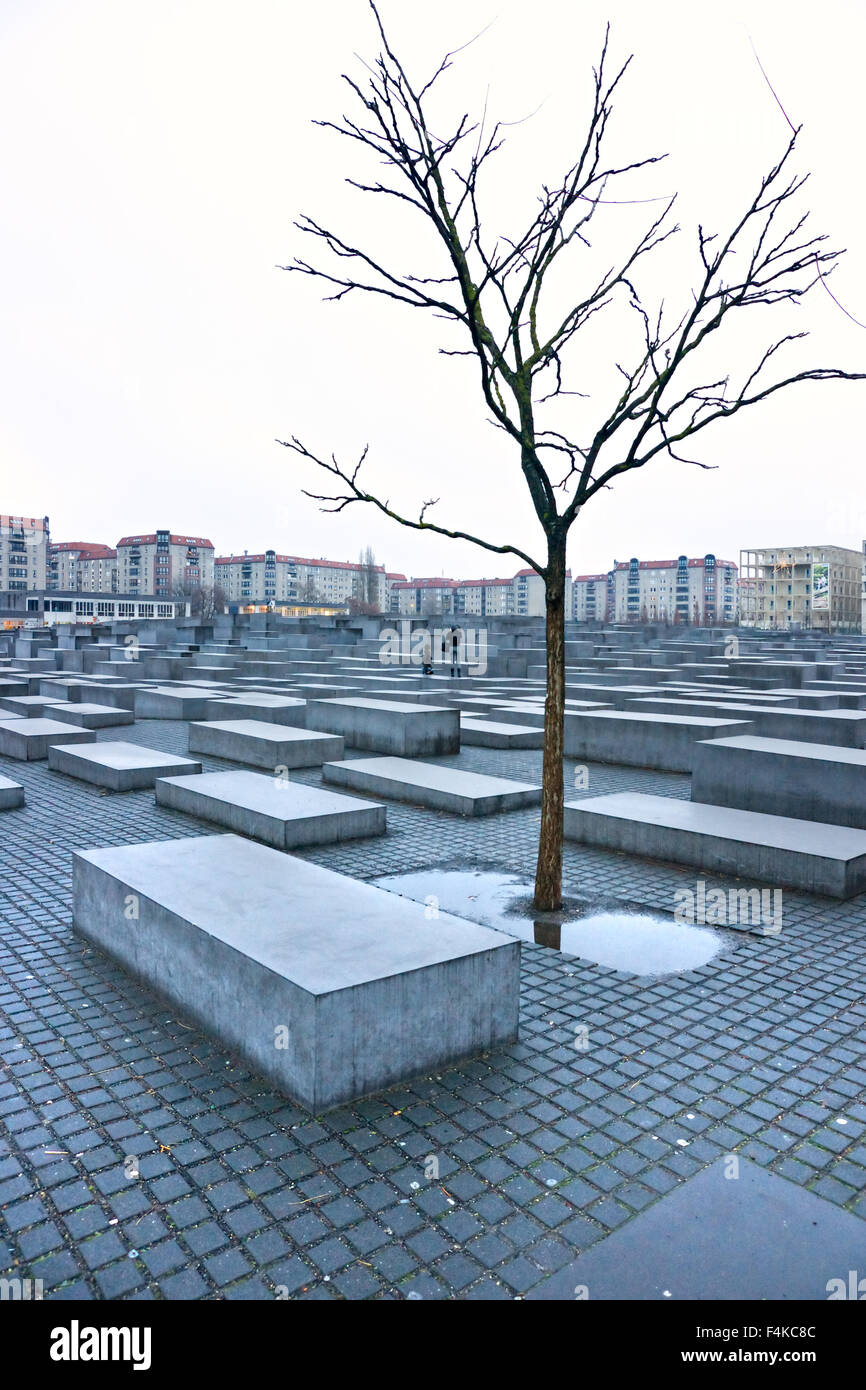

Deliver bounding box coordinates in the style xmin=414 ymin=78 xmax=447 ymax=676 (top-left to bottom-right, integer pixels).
xmin=739 ymin=544 xmax=863 ymax=632
xmin=0 ymin=514 xmax=49 ymax=601
xmin=454 ymin=578 xmax=514 ymax=617
xmin=392 ymin=577 xmax=458 ymax=616
xmin=48 ymin=542 xmax=117 ymax=593
xmin=384 ymin=573 xmax=407 ymax=612
xmin=393 ymin=569 xmax=570 ymax=619
xmin=116 ymin=531 xmax=215 ymax=598
xmin=609 ymin=555 xmax=738 ymax=624
xmin=214 ymin=552 xmax=387 ymax=609
xmin=512 ymin=568 xmax=572 ymax=617
xmin=572 ymin=574 xmax=609 ymax=622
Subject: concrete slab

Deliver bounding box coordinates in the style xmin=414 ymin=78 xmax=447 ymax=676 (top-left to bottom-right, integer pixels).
xmin=0 ymin=774 xmax=24 ymax=809
xmin=563 ymin=710 xmax=752 ymax=772
xmin=323 ymin=755 xmax=542 ymax=815
xmin=692 ymin=734 xmax=866 ymax=829
xmin=188 ymin=719 xmax=344 ymax=769
xmin=202 ymin=694 xmax=308 ymax=726
xmin=563 ymin=791 xmax=866 ymax=897
xmin=72 ymin=834 xmax=520 ymax=1111
xmin=459 ymin=718 xmax=544 ymax=749
xmin=134 ymin=686 xmax=214 ymax=719
xmin=48 ymin=740 xmax=202 ymax=790
xmin=306 ymin=697 xmax=459 ymax=756
xmin=0 ymin=718 xmax=96 ymax=760
xmin=155 ymin=769 xmax=386 ymax=849
xmin=50 ymin=702 xmax=134 ymax=728
xmin=0 ymin=695 xmax=67 ymax=717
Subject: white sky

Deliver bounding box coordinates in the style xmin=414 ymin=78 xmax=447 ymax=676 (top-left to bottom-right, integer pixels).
xmin=1 ymin=0 xmax=864 ymax=580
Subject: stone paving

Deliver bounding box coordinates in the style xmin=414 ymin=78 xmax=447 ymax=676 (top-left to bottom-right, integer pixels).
xmin=1 ymin=717 xmax=865 ymax=1300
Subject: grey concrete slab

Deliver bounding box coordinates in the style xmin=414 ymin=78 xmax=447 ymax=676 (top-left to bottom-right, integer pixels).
xmin=83 ymin=682 xmax=149 ymax=710
xmin=692 ymin=734 xmax=866 ymax=829
xmin=134 ymin=686 xmax=214 ymax=719
xmin=323 ymin=755 xmax=542 ymax=815
xmin=459 ymin=718 xmax=544 ymax=749
xmin=563 ymin=791 xmax=866 ymax=897
xmin=49 ymin=702 xmax=134 ymax=729
xmin=72 ymin=834 xmax=520 ymax=1111
xmin=0 ymin=718 xmax=96 ymax=760
xmin=188 ymin=719 xmax=344 ymax=769
xmin=0 ymin=695 xmax=68 ymax=717
xmin=48 ymin=740 xmax=202 ymax=790
xmin=202 ymin=694 xmax=308 ymax=726
xmin=155 ymin=769 xmax=386 ymax=849
xmin=528 ymin=1157 xmax=866 ymax=1300
xmin=306 ymin=697 xmax=460 ymax=756
xmin=0 ymin=774 xmax=24 ymax=809
xmin=563 ymin=710 xmax=752 ymax=772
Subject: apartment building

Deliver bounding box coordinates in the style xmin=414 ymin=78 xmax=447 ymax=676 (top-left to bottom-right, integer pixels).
xmin=513 ymin=568 xmax=572 ymax=618
xmin=48 ymin=542 xmax=117 ymax=593
xmin=392 ymin=577 xmax=458 ymax=615
xmin=116 ymin=531 xmax=215 ymax=598
xmin=215 ymin=552 xmax=387 ymax=610
xmin=740 ymin=544 xmax=863 ymax=632
xmin=609 ymin=555 xmax=738 ymax=624
xmin=0 ymin=514 xmax=49 ymax=600
xmin=392 ymin=569 xmax=570 ymax=619
xmin=572 ymin=574 xmax=609 ymax=622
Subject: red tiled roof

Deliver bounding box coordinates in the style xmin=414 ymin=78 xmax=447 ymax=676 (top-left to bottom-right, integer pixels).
xmin=1 ymin=515 xmax=47 ymax=531
xmin=117 ymin=534 xmax=214 ymax=548
xmin=50 ymin=542 xmax=116 ymax=558
xmin=215 ymin=554 xmax=385 ymax=572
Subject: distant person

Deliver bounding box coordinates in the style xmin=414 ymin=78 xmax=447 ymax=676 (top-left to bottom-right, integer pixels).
xmin=420 ymin=630 xmax=434 ymax=675
xmin=448 ymin=625 xmax=464 ymax=678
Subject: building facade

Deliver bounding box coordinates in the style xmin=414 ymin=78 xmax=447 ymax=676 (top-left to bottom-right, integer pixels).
xmin=572 ymin=574 xmax=609 ymax=622
xmin=116 ymin=531 xmax=215 ymax=598
xmin=0 ymin=514 xmax=49 ymax=601
xmin=606 ymin=555 xmax=737 ymax=625
xmin=48 ymin=542 xmax=117 ymax=593
xmin=739 ymin=545 xmax=863 ymax=632
xmin=215 ymin=552 xmax=387 ymax=609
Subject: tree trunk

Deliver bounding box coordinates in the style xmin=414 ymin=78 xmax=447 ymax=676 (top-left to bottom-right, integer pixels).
xmin=534 ymin=535 xmax=566 ymax=911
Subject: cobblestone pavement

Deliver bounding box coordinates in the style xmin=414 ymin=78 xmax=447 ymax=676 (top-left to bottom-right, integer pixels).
xmin=1 ymin=718 xmax=865 ymax=1300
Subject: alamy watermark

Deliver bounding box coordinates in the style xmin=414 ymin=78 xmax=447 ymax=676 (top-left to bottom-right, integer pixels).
xmin=674 ymin=879 xmax=783 ymax=935
xmin=378 ymin=621 xmax=487 ymax=676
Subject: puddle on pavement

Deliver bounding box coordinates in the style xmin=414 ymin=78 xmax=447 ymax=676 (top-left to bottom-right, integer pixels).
xmin=373 ymin=868 xmax=724 ymax=977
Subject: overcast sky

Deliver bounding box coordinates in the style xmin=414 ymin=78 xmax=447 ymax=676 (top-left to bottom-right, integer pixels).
xmin=2 ymin=0 xmax=864 ymax=580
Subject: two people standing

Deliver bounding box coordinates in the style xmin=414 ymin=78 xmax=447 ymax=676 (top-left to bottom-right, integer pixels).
xmin=419 ymin=625 xmax=464 ymax=677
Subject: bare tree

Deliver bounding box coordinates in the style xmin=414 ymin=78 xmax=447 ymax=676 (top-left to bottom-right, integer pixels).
xmin=278 ymin=4 xmax=864 ymax=910
xmin=170 ymin=580 xmax=227 ymax=620
xmin=357 ymin=544 xmax=382 ymax=608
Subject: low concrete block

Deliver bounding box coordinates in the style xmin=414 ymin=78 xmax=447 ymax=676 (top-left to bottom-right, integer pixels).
xmin=306 ymin=697 xmax=460 ymax=755
xmin=0 ymin=695 xmax=67 ymax=718
xmin=48 ymin=740 xmax=202 ymax=790
xmin=459 ymin=718 xmax=544 ymax=749
xmin=50 ymin=702 xmax=134 ymax=729
xmin=134 ymin=686 xmax=213 ymax=719
xmin=563 ymin=710 xmax=752 ymax=772
xmin=0 ymin=775 xmax=24 ymax=809
xmin=188 ymin=720 xmax=344 ymax=769
xmin=72 ymin=834 xmax=520 ymax=1110
xmin=563 ymin=791 xmax=866 ymax=898
xmin=323 ymin=755 xmax=541 ymax=815
xmin=0 ymin=718 xmax=96 ymax=760
xmin=202 ymin=695 xmax=308 ymax=726
xmin=692 ymin=734 xmax=866 ymax=829
xmin=155 ymin=769 xmax=386 ymax=848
